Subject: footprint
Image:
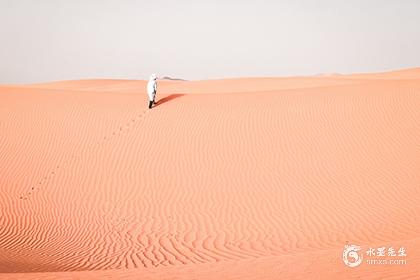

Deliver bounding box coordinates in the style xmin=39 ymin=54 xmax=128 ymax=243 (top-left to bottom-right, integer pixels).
xmin=26 ymin=110 xmax=148 ymax=201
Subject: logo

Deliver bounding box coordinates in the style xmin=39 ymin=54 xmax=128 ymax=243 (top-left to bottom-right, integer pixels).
xmin=343 ymin=244 xmax=363 ymax=267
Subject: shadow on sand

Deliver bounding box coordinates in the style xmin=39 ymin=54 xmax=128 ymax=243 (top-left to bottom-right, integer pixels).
xmin=155 ymin=94 xmax=185 ymax=107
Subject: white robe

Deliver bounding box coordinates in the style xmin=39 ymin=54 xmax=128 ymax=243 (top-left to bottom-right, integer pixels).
xmin=147 ymin=78 xmax=157 ymax=101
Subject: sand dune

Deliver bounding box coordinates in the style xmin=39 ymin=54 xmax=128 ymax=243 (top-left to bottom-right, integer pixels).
xmin=1 ymin=68 xmax=419 ymax=279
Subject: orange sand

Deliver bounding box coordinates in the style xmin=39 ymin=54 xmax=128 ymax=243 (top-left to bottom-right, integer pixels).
xmin=1 ymin=68 xmax=419 ymax=279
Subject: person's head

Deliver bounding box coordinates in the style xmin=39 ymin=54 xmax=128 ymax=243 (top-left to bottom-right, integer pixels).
xmin=150 ymin=73 xmax=157 ymax=81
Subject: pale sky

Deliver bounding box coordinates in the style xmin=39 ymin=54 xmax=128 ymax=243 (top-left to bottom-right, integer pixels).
xmin=1 ymin=0 xmax=419 ymax=83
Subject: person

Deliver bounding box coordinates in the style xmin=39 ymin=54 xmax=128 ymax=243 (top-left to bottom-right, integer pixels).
xmin=147 ymin=73 xmax=158 ymax=109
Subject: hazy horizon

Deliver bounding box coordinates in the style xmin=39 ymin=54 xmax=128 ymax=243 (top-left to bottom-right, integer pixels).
xmin=1 ymin=0 xmax=420 ymax=83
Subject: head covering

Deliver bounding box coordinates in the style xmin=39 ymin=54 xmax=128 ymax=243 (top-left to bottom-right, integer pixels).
xmin=150 ymin=73 xmax=157 ymax=80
